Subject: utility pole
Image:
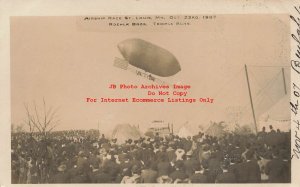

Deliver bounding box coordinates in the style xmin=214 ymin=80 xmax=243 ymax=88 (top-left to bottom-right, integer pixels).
xmin=244 ymin=65 xmax=258 ymax=134
xmin=97 ymin=121 xmax=100 ymax=136
xmin=171 ymin=123 xmax=174 ymax=134
xmin=282 ymin=68 xmax=287 ymax=95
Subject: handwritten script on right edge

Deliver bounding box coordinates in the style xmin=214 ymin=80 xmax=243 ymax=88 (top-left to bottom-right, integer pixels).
xmin=290 ymin=5 xmax=300 ymax=159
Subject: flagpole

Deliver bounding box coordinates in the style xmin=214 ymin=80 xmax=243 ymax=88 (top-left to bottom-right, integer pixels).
xmin=244 ymin=65 xmax=258 ymax=134
xmin=98 ymin=121 xmax=100 ymax=137
xmin=282 ymin=68 xmax=287 ymax=95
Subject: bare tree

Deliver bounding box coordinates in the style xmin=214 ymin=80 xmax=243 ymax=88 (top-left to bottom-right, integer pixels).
xmin=24 ymin=98 xmax=60 ymax=137
xmin=23 ymin=106 xmax=35 ymax=134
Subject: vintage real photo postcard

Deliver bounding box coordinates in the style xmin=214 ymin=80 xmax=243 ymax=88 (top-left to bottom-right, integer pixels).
xmin=1 ymin=0 xmax=300 ymax=186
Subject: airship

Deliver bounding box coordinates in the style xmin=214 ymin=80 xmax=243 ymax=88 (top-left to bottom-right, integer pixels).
xmin=115 ymin=38 xmax=181 ymax=78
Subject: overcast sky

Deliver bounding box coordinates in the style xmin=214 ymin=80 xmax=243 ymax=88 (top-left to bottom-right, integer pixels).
xmin=11 ymin=15 xmax=290 ymax=135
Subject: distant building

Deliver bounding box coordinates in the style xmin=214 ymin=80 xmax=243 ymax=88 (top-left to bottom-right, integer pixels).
xmin=145 ymin=120 xmax=171 ymax=137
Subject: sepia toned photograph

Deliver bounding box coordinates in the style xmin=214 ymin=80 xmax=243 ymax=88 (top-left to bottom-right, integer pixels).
xmin=10 ymin=14 xmax=292 ymax=184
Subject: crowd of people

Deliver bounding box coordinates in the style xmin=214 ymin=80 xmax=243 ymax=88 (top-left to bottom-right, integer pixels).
xmin=11 ymin=125 xmax=291 ymax=183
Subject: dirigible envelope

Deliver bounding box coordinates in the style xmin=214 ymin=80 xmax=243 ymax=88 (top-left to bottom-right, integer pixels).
xmin=117 ymin=38 xmax=181 ymax=77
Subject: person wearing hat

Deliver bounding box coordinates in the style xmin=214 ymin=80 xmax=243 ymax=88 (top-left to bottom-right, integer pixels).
xmin=270 ymin=126 xmax=281 ymax=147
xmin=77 ymin=151 xmax=87 ymax=167
xmin=215 ymin=161 xmax=236 ymax=183
xmin=157 ymin=154 xmax=172 ymax=177
xmin=119 ymin=154 xmax=133 ymax=178
xmin=102 ymin=155 xmax=121 ymax=183
xmin=130 ymin=154 xmax=144 ymax=170
xmin=51 ymin=163 xmax=70 ymax=183
xmin=17 ymin=154 xmax=28 ymax=183
xmin=76 ymin=151 xmax=90 ymax=177
xmin=29 ymin=158 xmax=38 ymax=184
xmin=182 ymin=136 xmax=193 ymax=153
xmin=111 ymin=138 xmax=118 ymax=146
xmin=235 ymin=150 xmax=261 ymax=183
xmin=88 ymin=162 xmax=111 ymax=183
xmin=166 ymin=144 xmax=176 ymax=163
xmin=227 ymin=151 xmax=242 ymax=182
xmin=184 ymin=151 xmax=199 ymax=177
xmin=202 ymin=160 xmax=214 ymax=183
xmin=280 ymin=148 xmax=291 ymax=183
xmin=169 ymin=160 xmax=188 ymax=183
xmin=99 ymin=134 xmax=108 ymax=145
xmin=189 ymin=163 xmax=208 ymax=183
xmin=141 ymin=144 xmax=155 ymax=165
xmin=211 ymin=144 xmax=224 ymax=162
xmin=120 ymin=165 xmax=141 ymax=183
xmin=269 ymin=125 xmax=276 ymax=133
xmin=140 ymin=161 xmax=158 ymax=183
xmin=207 ymin=153 xmax=222 ymax=183
xmin=68 ymin=157 xmax=81 ymax=183
xmin=265 ymin=149 xmax=289 ymax=183
xmin=257 ymin=127 xmax=267 ymax=139
xmin=257 ymin=151 xmax=272 ymax=182
xmin=155 ymin=145 xmax=168 ymax=162
xmin=88 ymin=151 xmax=100 ymax=170
xmin=199 ymin=145 xmax=211 ymax=163
xmin=117 ymin=148 xmax=128 ymax=164
xmin=230 ymin=141 xmax=244 ymax=164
